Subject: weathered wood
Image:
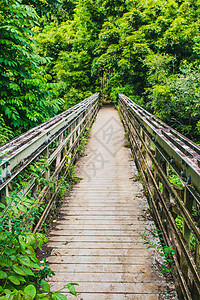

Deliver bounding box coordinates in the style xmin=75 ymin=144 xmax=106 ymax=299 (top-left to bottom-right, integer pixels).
xmin=47 ymin=107 xmax=176 ymax=299
xmin=49 ymin=248 xmax=151 ymax=256
xmin=48 ymin=242 xmax=148 ymax=249
xmin=51 ymin=224 xmax=147 ymax=230
xmin=49 ymin=263 xmax=157 ymax=273
xmin=49 ymin=282 xmax=163 ymax=294
xmin=48 ymin=272 xmax=162 ymax=282
xmin=59 ymin=293 xmax=161 ymax=300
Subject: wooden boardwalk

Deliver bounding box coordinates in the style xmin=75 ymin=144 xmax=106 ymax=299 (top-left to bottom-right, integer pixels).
xmin=47 ymin=106 xmax=176 ymax=299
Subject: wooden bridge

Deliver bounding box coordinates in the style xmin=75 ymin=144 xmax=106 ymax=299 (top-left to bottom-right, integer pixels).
xmin=0 ymin=93 xmax=200 ymax=299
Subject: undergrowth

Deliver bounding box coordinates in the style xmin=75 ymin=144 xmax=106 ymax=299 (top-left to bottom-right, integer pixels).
xmin=0 ymin=194 xmax=78 ymax=299
xmin=141 ymin=228 xmax=175 ymax=274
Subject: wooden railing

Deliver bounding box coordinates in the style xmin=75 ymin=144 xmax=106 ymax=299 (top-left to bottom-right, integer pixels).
xmin=118 ymin=93 xmax=200 ymax=300
xmin=0 ymin=93 xmax=99 ymax=231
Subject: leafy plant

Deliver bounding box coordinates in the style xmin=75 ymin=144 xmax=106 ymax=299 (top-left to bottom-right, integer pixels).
xmin=0 ymin=192 xmax=78 ymax=299
xmin=142 ymin=228 xmax=175 ymax=274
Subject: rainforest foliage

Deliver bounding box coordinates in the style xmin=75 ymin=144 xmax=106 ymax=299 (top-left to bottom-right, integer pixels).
xmin=0 ymin=0 xmax=200 ymax=143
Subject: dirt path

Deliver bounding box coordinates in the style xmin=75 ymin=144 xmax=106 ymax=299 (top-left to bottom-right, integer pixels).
xmin=47 ymin=106 xmax=177 ymax=299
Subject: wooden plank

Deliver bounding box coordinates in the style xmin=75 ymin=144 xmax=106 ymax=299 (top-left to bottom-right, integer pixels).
xmin=50 ymin=248 xmax=153 ymax=256
xmin=53 ymin=219 xmax=147 ymax=225
xmin=48 ymin=272 xmax=162 ymax=283
xmin=59 ymin=210 xmax=142 ymax=215
xmin=62 ymin=204 xmax=140 ymax=207
xmin=51 ymin=224 xmax=146 ymax=230
xmin=49 ymin=236 xmax=143 ymax=242
xmin=59 ymin=293 xmax=160 ymax=300
xmin=60 ymin=208 xmax=143 ymax=212
xmin=50 ymin=230 xmax=145 ymax=236
xmin=58 ymin=215 xmax=145 ymax=220
xmin=47 ymin=255 xmax=153 ymax=264
xmin=49 ymin=282 xmax=162 ymax=294
xmin=49 ymin=263 xmax=156 ymax=273
xmin=47 ymin=242 xmax=147 ymax=249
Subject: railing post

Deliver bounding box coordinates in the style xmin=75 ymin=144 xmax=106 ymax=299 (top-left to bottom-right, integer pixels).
xmin=76 ymin=115 xmax=81 ymax=160
xmin=32 ymin=180 xmax=38 ymax=198
xmin=153 ymin=148 xmax=160 ymax=204
xmin=43 ymin=146 xmax=50 ymax=198
xmin=180 ymin=188 xmax=193 ymax=278
xmin=196 ymin=243 xmax=200 ymax=272
xmin=141 ymin=128 xmax=147 ymax=181
xmin=43 ymin=147 xmax=50 ymax=177
xmin=161 ymin=160 xmax=170 ymax=204
xmin=63 ymin=142 xmax=67 ymax=159
xmin=56 ymin=133 xmax=63 ymax=169
xmin=62 ymin=125 xmax=68 ymax=160
xmin=68 ymin=122 xmax=74 ymax=164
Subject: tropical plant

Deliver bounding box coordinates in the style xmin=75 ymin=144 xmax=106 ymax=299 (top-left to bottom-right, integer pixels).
xmin=0 ymin=193 xmax=78 ymax=299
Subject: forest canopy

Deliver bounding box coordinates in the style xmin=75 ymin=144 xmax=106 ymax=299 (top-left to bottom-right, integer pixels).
xmin=0 ymin=0 xmax=200 ymax=144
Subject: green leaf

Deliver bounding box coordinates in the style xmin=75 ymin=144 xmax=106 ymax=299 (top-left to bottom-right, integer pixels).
xmin=4 ymin=248 xmax=15 ymax=256
xmin=18 ymin=256 xmax=40 ymax=269
xmin=8 ymin=275 xmax=20 ymax=285
xmin=29 ymin=261 xmax=40 ymax=269
xmin=21 ymin=266 xmax=34 ymax=276
xmin=40 ymin=279 xmax=50 ymax=292
xmin=29 ymin=254 xmax=40 ymax=264
xmin=13 ymin=265 xmax=26 ymax=276
xmin=0 ymin=256 xmax=12 ymax=267
xmin=18 ymin=256 xmax=31 ymax=266
xmin=24 ymin=285 xmax=36 ymax=298
xmin=19 ymin=236 xmax=26 ymax=251
xmin=17 ymin=203 xmax=27 ymax=213
xmin=52 ymin=292 xmax=68 ymax=300
xmin=29 ymin=166 xmax=36 ymax=172
xmin=14 ymin=274 xmax=26 ymax=283
xmin=26 ymin=233 xmax=36 ymax=246
xmin=0 ymin=270 xmax=7 ymax=279
xmin=64 ymin=283 xmax=78 ymax=296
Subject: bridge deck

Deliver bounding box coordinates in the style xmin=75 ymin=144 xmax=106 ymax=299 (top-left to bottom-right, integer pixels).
xmin=47 ymin=106 xmax=176 ymax=299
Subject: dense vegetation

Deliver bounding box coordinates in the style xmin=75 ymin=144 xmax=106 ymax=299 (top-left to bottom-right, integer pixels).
xmin=0 ymin=1 xmax=199 ymax=298
xmin=0 ymin=0 xmax=199 ymax=144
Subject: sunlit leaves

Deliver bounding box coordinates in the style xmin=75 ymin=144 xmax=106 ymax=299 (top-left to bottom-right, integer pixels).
xmin=24 ymin=285 xmax=36 ymax=298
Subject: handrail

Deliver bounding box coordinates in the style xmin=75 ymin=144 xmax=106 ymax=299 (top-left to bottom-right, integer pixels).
xmin=0 ymin=92 xmax=100 ymax=229
xmin=118 ymin=93 xmax=200 ymax=300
